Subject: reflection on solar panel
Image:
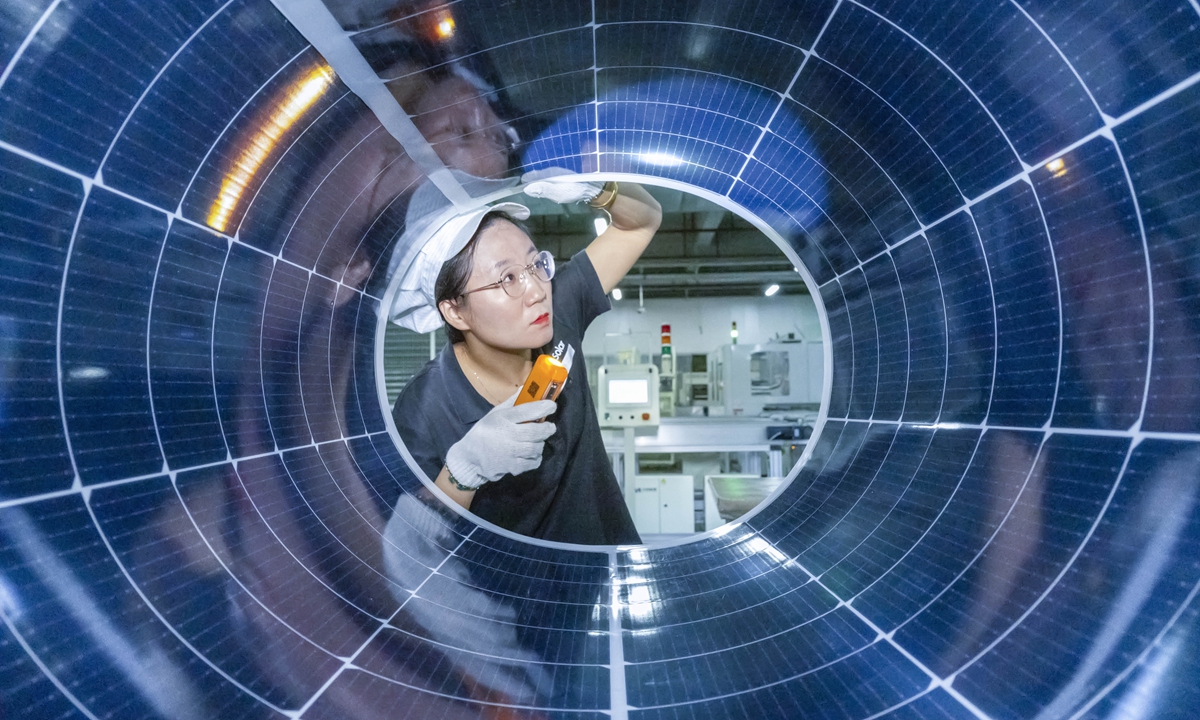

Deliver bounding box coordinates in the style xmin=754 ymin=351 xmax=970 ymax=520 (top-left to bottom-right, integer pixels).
xmin=2 ymin=0 xmax=1200 ymax=717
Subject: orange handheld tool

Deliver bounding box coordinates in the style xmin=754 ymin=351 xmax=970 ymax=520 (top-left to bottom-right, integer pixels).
xmin=515 ymin=344 xmax=575 ymax=406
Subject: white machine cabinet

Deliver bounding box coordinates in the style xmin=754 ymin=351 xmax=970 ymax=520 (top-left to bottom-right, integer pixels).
xmin=633 ymin=474 xmax=694 ymax=535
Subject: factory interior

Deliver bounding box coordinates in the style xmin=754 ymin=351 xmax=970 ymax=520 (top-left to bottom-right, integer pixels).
xmin=2 ymin=0 xmax=1200 ymax=718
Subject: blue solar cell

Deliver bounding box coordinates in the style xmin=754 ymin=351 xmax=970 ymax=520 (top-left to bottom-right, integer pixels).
xmin=1117 ymin=79 xmax=1200 ymax=434
xmin=841 ymin=270 xmax=881 ymax=418
xmin=923 ymin=212 xmax=994 ymax=425
xmin=0 ymin=0 xmax=225 ymax=176
xmin=1019 ymin=0 xmax=1200 ymax=117
xmin=794 ymin=59 xmax=963 ymax=225
xmin=149 ymin=222 xmax=229 ymax=468
xmin=61 ymin=189 xmax=167 ymax=483
xmin=896 ymin=432 xmax=1130 ymax=677
xmin=973 ymin=181 xmax=1060 ymax=428
xmin=596 ymin=0 xmax=837 ymax=50
xmin=1033 ymin=137 xmax=1150 ymax=431
xmin=0 ymin=149 xmax=82 ymax=496
xmin=819 ymin=3 xmax=1022 ymax=200
xmin=859 ymin=0 xmax=1103 ymax=165
xmin=892 ymin=237 xmax=947 ymax=423
xmin=863 ymin=255 xmax=910 ymax=420
xmin=102 ymin=0 xmax=309 ymax=210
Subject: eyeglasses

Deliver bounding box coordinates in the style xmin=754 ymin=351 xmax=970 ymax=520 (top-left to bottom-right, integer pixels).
xmin=460 ymin=250 xmax=555 ymax=299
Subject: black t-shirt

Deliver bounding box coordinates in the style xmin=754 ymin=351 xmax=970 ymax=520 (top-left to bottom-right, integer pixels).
xmin=393 ymin=250 xmax=640 ymax=545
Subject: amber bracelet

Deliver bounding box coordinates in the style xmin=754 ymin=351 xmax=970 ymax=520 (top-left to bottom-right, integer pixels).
xmin=588 ymin=181 xmax=619 ymax=209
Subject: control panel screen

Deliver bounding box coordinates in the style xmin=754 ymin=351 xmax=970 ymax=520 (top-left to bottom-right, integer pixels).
xmin=608 ymin=378 xmax=649 ymax=405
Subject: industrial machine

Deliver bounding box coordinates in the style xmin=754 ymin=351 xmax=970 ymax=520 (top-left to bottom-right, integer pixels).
xmin=633 ymin=474 xmax=694 ymax=534
xmin=597 ymin=363 xmax=660 ymax=427
xmin=709 ymin=340 xmax=823 ymax=416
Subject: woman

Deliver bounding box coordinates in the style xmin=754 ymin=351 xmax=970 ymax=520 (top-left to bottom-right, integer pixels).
xmin=390 ymin=175 xmax=662 ymax=545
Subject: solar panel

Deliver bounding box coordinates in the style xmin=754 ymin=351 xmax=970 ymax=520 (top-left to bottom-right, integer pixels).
xmin=2 ymin=0 xmax=1199 ymax=717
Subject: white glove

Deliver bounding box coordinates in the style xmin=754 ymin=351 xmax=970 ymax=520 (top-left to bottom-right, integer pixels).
xmin=445 ymin=392 xmax=557 ymax=489
xmin=522 ymin=167 xmax=603 ymax=205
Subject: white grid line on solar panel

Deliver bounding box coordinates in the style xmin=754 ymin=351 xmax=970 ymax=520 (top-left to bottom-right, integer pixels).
xmin=0 ymin=431 xmax=384 ymax=511
xmin=614 ymin=549 xmax=813 ymax=609
xmin=813 ymin=60 xmax=1200 ymax=292
xmin=760 ymin=422 xmax=916 ymax=571
xmin=591 ymin=0 xmax=602 ymax=174
xmin=945 ymin=441 xmax=1135 ymax=679
xmin=1065 ymin=575 xmax=1200 ymax=720
xmin=845 ymin=429 xmax=1051 ymax=637
xmin=0 ymin=607 xmax=102 ymax=720
xmin=592 ymin=127 xmax=750 ymax=170
xmin=790 ymin=426 xmax=947 ymax=588
xmin=94 ymin=0 xmax=241 ymax=176
xmin=773 ymin=546 xmax=992 ymax=719
xmin=225 ymin=450 xmax=414 ymax=622
xmin=848 ymin=265 xmax=882 ymax=418
xmin=594 ymin=64 xmax=785 ymax=95
xmin=622 ymin=630 xmax=914 ymax=712
xmin=786 ymin=97 xmax=920 ymax=237
xmin=337 ymin=663 xmax=598 ymax=715
xmin=435 ymin=563 xmax=611 ymax=603
xmin=732 ymin=98 xmax=893 ymax=265
xmin=6 ymin=504 xmax=225 ymax=719
xmin=271 ymin=443 xmax=418 ymax=604
xmin=859 ymin=687 xmax=953 ymax=720
xmin=812 ymin=57 xmax=967 ymax=201
xmin=811 ymin=577 xmax=994 ymax=720
xmin=727 ymin=0 xmax=841 ymax=191
xmin=0 ymin=139 xmax=382 ymax=305
xmin=846 ymin=0 xmax=1028 ymax=169
xmin=1003 ymin=5 xmax=1155 ymax=434
xmin=53 ymin=177 xmax=89 ymax=493
xmin=607 ymin=548 xmax=628 ymax=720
xmin=620 ymin=592 xmax=844 ymax=663
xmin=828 ymin=417 xmax=1200 ymax=444
xmin=177 ymin=43 xmax=327 ymax=214
xmin=839 ymin=431 xmax=987 ymax=603
xmin=451 ymin=542 xmax=609 ymax=576
xmin=378 ymin=25 xmax=586 ymax=83
xmin=289 ymin=524 xmax=478 ymax=717
xmin=1 ymin=136 xmax=379 ymax=296
xmin=963 ymin=207 xmax=1001 ymax=424
xmin=816 ymin=172 xmax=1030 ymax=290
xmin=1035 ymin=448 xmax=1199 ymax=719
xmin=0 ymin=0 xmax=63 ymax=92
xmin=456 ymin=533 xmax=610 ymax=566
xmin=1010 ymin=154 xmax=1066 ymax=428
xmin=617 ymin=572 xmax=831 ymax=634
xmin=595 ymin=19 xmax=817 ymax=53
xmin=873 ymin=252 xmax=910 ymax=417
xmin=78 ymin=492 xmax=297 ymax=715
xmin=270 ymin=0 xmax=469 ymax=206
xmin=342 ymin=602 xmax=604 ymax=668
xmin=143 ymin=219 xmax=175 ymax=479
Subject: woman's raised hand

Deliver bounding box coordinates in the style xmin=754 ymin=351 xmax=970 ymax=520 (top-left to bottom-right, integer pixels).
xmin=445 ymin=392 xmax=557 ymax=489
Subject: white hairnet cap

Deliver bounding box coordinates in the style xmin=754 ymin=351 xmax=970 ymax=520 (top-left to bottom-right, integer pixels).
xmin=387 ymin=177 xmax=529 ymax=333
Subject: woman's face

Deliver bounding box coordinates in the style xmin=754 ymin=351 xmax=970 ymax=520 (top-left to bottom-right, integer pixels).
xmin=456 ymin=220 xmax=555 ymax=350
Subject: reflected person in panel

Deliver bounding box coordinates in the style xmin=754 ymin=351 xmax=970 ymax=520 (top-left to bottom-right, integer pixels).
xmin=389 ymin=173 xmax=662 ymax=545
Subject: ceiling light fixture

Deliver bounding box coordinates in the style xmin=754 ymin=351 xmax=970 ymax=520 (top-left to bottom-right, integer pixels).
xmin=765 ymin=284 xmax=780 ymax=297
xmin=612 ymin=288 xmax=622 ymax=300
